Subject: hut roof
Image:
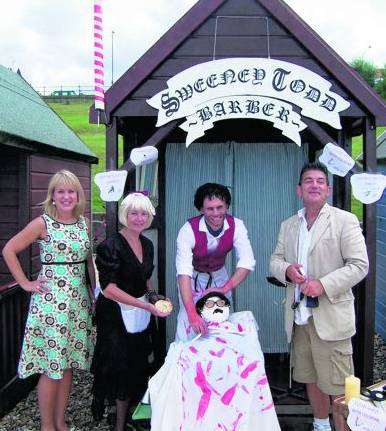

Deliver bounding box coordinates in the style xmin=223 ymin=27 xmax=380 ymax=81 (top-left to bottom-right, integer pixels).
xmin=90 ymin=0 xmax=386 ymax=127
xmin=0 ymin=65 xmax=97 ymax=163
xmin=377 ymin=131 xmax=386 ymax=161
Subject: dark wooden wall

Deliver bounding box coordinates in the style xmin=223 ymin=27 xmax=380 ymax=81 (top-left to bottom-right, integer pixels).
xmin=0 ymin=149 xmax=27 ymax=285
xmin=376 ymin=160 xmax=386 ymax=340
xmin=0 ymin=150 xmax=92 ymax=418
xmin=115 ymin=0 xmax=364 ymax=119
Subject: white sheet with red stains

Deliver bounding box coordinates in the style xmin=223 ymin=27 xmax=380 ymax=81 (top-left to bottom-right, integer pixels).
xmin=149 ymin=311 xmax=281 ymax=431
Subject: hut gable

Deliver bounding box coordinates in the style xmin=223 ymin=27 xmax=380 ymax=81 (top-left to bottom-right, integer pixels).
xmin=92 ymin=0 xmax=386 ymax=126
xmin=0 ymin=65 xmax=97 ymax=162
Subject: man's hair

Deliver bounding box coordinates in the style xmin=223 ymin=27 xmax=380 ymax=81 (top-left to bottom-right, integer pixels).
xmin=194 ymin=183 xmax=231 ymax=210
xmin=195 ymin=291 xmax=230 ymax=315
xmin=298 ymin=162 xmax=329 ymax=185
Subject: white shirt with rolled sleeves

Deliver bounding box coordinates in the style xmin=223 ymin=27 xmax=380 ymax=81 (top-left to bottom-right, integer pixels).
xmin=175 ymin=216 xmax=255 ymax=341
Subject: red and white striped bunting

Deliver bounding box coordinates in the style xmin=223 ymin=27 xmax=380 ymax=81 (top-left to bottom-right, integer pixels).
xmin=94 ymin=0 xmax=104 ymax=111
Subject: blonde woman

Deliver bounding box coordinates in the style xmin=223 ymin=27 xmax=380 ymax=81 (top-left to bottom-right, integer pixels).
xmin=2 ymin=170 xmax=95 ymax=431
xmin=91 ymin=192 xmax=172 ymax=431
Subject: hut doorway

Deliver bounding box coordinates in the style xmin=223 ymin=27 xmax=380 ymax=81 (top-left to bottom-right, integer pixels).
xmin=164 ymin=140 xmax=308 ymax=353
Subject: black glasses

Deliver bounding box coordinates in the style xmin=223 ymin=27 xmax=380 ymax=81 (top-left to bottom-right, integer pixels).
xmin=204 ymin=299 xmax=228 ymax=308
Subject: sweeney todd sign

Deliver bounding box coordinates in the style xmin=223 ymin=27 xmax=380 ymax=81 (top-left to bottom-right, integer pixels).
xmin=147 ymin=58 xmax=350 ymax=147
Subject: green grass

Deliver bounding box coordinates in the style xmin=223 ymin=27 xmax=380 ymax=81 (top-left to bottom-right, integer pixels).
xmin=49 ymin=100 xmax=385 ymax=218
xmin=49 ymin=101 xmax=123 ymax=213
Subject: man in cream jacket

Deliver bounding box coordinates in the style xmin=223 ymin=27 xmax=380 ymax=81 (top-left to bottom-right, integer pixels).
xmin=270 ymin=162 xmax=368 ymax=431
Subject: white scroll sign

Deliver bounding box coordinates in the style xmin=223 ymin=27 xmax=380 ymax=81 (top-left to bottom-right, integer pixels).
xmin=94 ymin=170 xmax=128 ymax=202
xmin=319 ymin=142 xmax=355 ymax=177
xmin=130 ymin=146 xmax=158 ymax=167
xmin=347 ymin=398 xmax=386 ymax=431
xmin=350 ymin=173 xmax=386 ymax=204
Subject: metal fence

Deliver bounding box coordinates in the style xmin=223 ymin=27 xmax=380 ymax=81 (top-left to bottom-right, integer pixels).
xmin=35 ymin=85 xmax=100 ymax=97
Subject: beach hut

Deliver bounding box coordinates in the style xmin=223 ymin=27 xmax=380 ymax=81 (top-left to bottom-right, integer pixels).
xmin=358 ymin=130 xmax=386 ymax=342
xmin=90 ymin=0 xmax=386 ymax=402
xmin=0 ymin=65 xmax=98 ymax=415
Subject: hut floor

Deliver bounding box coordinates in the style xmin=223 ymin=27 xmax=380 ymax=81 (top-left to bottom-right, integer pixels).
xmin=0 ymin=334 xmax=384 ymax=430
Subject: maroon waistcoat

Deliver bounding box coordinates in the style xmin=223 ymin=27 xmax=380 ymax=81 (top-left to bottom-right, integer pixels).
xmin=188 ymin=214 xmax=235 ymax=273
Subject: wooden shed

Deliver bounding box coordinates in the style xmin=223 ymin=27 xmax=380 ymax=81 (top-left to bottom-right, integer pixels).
xmin=0 ymin=65 xmax=98 ymax=415
xmin=359 ymin=130 xmax=386 ymax=341
xmin=90 ymin=0 xmax=386 ymax=398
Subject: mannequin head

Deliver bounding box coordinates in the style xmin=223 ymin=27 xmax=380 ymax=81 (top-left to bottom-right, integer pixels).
xmin=196 ymin=292 xmax=230 ymax=324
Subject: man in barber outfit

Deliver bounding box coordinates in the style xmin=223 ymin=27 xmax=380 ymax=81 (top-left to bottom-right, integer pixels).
xmin=269 ymin=162 xmax=369 ymax=431
xmin=175 ymin=183 xmax=255 ymax=341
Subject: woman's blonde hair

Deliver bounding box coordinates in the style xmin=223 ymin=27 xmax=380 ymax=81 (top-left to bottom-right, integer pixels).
xmin=43 ymin=170 xmax=86 ymax=219
xmin=118 ymin=193 xmax=156 ymax=229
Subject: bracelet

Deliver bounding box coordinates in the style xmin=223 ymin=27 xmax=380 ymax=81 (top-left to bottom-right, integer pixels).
xmin=146 ymin=290 xmax=159 ymax=305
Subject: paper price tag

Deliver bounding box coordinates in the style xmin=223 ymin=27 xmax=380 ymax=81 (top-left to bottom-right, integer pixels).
xmin=350 ymin=173 xmax=386 ymax=204
xmin=130 ymin=146 xmax=158 ymax=166
xmin=319 ymin=142 xmax=355 ymax=177
xmin=94 ymin=170 xmax=128 ymax=202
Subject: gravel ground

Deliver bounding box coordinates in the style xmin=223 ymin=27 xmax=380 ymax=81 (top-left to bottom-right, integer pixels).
xmin=1 ymin=334 xmax=385 ymax=431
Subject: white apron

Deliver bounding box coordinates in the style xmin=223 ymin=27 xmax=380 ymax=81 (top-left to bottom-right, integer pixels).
xmin=118 ymin=295 xmax=151 ymax=333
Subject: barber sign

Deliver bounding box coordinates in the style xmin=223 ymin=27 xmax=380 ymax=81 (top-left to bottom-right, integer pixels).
xmin=147 ymin=58 xmax=350 ymax=147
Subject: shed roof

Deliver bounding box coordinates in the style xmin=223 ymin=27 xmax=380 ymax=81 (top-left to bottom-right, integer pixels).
xmin=0 ymin=65 xmax=97 ymax=162
xmin=377 ymin=131 xmax=386 ymax=161
xmin=91 ymin=0 xmax=386 ymax=127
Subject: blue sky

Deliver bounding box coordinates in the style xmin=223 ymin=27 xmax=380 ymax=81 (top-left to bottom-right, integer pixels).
xmin=0 ymin=0 xmax=384 ymax=91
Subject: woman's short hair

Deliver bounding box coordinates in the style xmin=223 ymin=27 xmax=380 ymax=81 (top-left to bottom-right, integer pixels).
xmin=118 ymin=193 xmax=156 ymax=228
xmin=43 ymin=170 xmax=86 ymax=219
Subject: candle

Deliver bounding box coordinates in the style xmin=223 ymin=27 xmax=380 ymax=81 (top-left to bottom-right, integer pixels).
xmin=345 ymin=375 xmax=361 ymax=403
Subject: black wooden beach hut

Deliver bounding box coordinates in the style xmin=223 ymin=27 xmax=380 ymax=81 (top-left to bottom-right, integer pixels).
xmin=0 ymin=65 xmax=98 ymax=415
xmin=90 ymin=0 xmax=386 ymax=398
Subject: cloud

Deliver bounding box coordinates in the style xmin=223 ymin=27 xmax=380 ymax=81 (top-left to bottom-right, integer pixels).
xmin=0 ymin=0 xmax=384 ymax=92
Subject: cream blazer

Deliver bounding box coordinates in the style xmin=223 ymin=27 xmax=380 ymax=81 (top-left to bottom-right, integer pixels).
xmin=269 ymin=204 xmax=369 ymax=343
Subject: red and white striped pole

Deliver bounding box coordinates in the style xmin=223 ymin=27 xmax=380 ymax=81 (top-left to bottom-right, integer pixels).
xmin=93 ymin=0 xmax=105 ymax=112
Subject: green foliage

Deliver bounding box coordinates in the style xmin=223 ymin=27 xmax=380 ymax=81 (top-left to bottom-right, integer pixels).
xmin=351 ymin=58 xmax=377 ymax=88
xmin=49 ymin=101 xmax=123 ymax=214
xmin=375 ymin=66 xmax=386 ymax=100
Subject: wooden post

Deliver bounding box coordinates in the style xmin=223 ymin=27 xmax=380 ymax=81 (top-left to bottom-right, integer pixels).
xmin=356 ymin=116 xmax=376 ymax=386
xmin=122 ymin=132 xmax=137 ymax=195
xmin=157 ymin=141 xmax=167 ymax=359
xmin=333 ymin=126 xmax=351 ymax=211
xmin=105 ymin=116 xmax=118 ymax=237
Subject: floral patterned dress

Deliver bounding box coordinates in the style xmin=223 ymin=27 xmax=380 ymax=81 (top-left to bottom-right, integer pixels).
xmin=18 ymin=214 xmax=94 ymax=379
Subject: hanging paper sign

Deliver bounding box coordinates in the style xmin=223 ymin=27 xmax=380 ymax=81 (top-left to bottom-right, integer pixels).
xmin=319 ymin=142 xmax=355 ymax=176
xmin=180 ymin=95 xmax=307 ymax=147
xmin=347 ymin=398 xmax=386 ymax=431
xmin=94 ymin=170 xmax=128 ymax=202
xmin=130 ymin=146 xmax=158 ymax=166
xmin=147 ymin=58 xmax=350 ymax=146
xmin=350 ymin=173 xmax=386 ymax=204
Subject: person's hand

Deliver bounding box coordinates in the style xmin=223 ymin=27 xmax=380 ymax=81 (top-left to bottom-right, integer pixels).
xmin=204 ymin=286 xmax=226 ymax=296
xmin=21 ymin=277 xmax=50 ymax=295
xmin=285 ymin=264 xmax=306 ymax=284
xmin=187 ymin=310 xmax=208 ymax=335
xmin=301 ymin=279 xmax=324 ymax=297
